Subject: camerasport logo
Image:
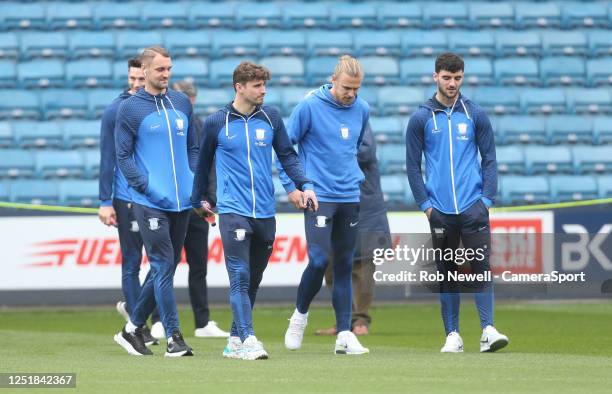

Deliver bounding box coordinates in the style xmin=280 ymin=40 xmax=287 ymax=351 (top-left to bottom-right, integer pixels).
xmin=24 ymin=235 xmax=309 ymax=268
xmin=490 ymin=218 xmax=543 ymax=275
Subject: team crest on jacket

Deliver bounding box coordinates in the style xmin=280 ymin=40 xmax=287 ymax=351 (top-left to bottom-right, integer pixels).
xmin=255 ymin=128 xmax=266 ymax=146
xmin=340 ymin=124 xmax=349 ymax=140
xmin=148 ymin=218 xmax=160 ymax=231
xmin=457 ymin=123 xmax=468 ymax=140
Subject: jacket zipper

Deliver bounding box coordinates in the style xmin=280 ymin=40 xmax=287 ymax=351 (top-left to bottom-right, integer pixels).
xmin=232 ymin=110 xmax=261 ymax=218
xmin=160 ymin=98 xmax=181 ymax=211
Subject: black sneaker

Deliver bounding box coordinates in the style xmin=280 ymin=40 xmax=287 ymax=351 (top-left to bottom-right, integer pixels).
xmin=141 ymin=326 xmax=159 ymax=346
xmin=165 ymin=332 xmax=193 ymax=357
xmin=113 ymin=326 xmax=153 ymax=356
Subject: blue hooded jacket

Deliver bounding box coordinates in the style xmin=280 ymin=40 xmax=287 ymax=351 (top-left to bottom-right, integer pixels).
xmin=115 ymin=88 xmax=198 ymax=212
xmin=98 ymin=90 xmax=131 ymax=206
xmin=278 ymin=84 xmax=369 ymax=202
xmin=191 ymin=103 xmax=311 ymax=219
xmin=405 ymin=93 xmax=497 ymax=215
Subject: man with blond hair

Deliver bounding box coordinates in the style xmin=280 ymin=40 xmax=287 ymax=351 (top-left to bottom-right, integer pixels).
xmin=280 ymin=55 xmax=370 ymax=355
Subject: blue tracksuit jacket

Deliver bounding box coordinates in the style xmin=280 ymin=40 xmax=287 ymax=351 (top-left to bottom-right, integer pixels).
xmin=405 ymin=93 xmax=497 ymax=214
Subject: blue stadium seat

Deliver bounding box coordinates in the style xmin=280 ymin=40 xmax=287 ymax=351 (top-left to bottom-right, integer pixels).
xmin=88 ymin=89 xmax=120 ymax=119
xmin=500 ymin=176 xmax=550 ymax=205
xmin=499 ymin=115 xmax=547 ymax=144
xmin=68 ymin=32 xmax=115 ymax=59
xmin=542 ymin=31 xmax=588 ymax=57
xmin=171 ymin=58 xmax=208 ymax=86
xmin=164 ymin=30 xmax=211 ymax=58
xmin=473 ymin=87 xmax=520 ymax=115
xmin=282 ymin=2 xmax=329 ymax=29
xmin=0 ymin=149 xmax=35 ymax=178
xmin=0 ymin=33 xmax=19 ymax=59
xmin=524 ymin=146 xmax=573 ymax=175
xmin=359 ymin=57 xmax=400 ymax=86
xmin=141 ymin=2 xmax=188 ymax=29
xmin=562 ymin=2 xmax=608 ymax=29
xmin=494 ymin=58 xmax=539 ymax=86
xmin=588 ymin=31 xmax=612 ymax=57
xmin=189 ymin=2 xmax=235 ymax=29
xmin=494 ymin=31 xmax=541 ymax=57
xmin=378 ymin=87 xmax=424 ymax=116
xmin=550 ymin=175 xmax=598 ymax=202
xmin=93 ymin=2 xmax=141 ymax=30
xmin=357 ymin=87 xmax=379 ymax=114
xmin=520 ymin=88 xmax=567 ymax=115
xmin=59 ymin=180 xmax=98 ymax=207
xmin=0 ymin=90 xmax=40 ymax=120
xmin=0 ymin=122 xmax=12 ymax=147
xmin=463 ymin=58 xmax=493 ymax=85
xmin=380 ymin=175 xmax=407 ymax=206
xmin=236 ymin=2 xmax=282 ymax=29
xmin=586 ymin=58 xmax=612 ymax=87
xmin=260 ymin=57 xmax=304 ymax=86
xmin=280 ymin=87 xmax=314 ymax=116
xmin=515 ymin=2 xmax=561 ymax=29
xmin=329 ymin=2 xmax=377 ymax=29
xmin=567 ymin=88 xmax=612 ymax=115
xmin=468 ymin=2 xmax=514 ymax=29
xmin=572 ymin=146 xmax=612 ymax=174
xmin=369 ymin=117 xmax=404 ymax=144
xmin=377 ymin=2 xmax=422 ymax=29
xmin=18 ymin=60 xmax=65 ymax=89
xmin=13 ymin=121 xmax=63 ymax=149
xmin=0 ymin=3 xmax=46 ymax=30
xmin=83 ymin=149 xmax=100 ymax=178
xmin=593 ymin=117 xmax=612 ymax=144
xmin=377 ymin=144 xmax=405 ymax=175
xmin=259 ymin=31 xmax=307 ymax=57
xmin=423 ymin=3 xmax=468 ymax=28
xmin=35 ymin=150 xmax=85 ymax=179
xmin=495 ymin=146 xmax=526 ymax=174
xmin=0 ymin=60 xmax=16 ymax=88
xmin=401 ymin=31 xmax=447 ymax=57
xmin=597 ymin=176 xmax=612 ymax=198
xmin=400 ymin=58 xmax=434 ymax=85
xmin=61 ymin=120 xmax=100 ymax=148
xmin=46 ymin=2 xmax=94 ymax=30
xmin=262 ymin=88 xmax=281 ymax=111
xmin=305 ymin=56 xmax=337 ymax=86
xmin=449 ymin=31 xmax=495 ymax=57
xmin=354 ymin=31 xmax=401 ymax=57
xmin=0 ymin=181 xmax=7 ymax=201
xmin=21 ymin=32 xmax=68 ymax=59
xmin=194 ymin=88 xmax=232 ymax=116
xmin=540 ymin=57 xmax=586 ymax=86
xmin=547 ymin=115 xmax=593 ymax=144
xmin=112 ymin=60 xmax=130 ymax=88
xmin=10 ymin=180 xmax=60 ymax=205
xmin=41 ymin=89 xmax=88 ymax=120
xmin=66 ymin=59 xmax=113 ymax=88
xmin=212 ymin=31 xmax=259 ymax=58
xmin=209 ymin=57 xmax=255 ymax=87
xmin=307 ymin=31 xmax=353 ymax=57
xmin=116 ymin=31 xmax=163 ymax=59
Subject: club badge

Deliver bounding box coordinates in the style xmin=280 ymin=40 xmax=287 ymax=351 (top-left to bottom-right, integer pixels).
xmin=340 ymin=124 xmax=349 ymax=140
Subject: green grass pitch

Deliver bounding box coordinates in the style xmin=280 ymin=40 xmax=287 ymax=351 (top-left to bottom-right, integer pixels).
xmin=1 ymin=301 xmax=611 ymax=393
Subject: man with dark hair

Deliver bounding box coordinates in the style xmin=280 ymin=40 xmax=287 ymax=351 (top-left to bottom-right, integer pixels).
xmin=192 ymin=61 xmax=316 ymax=360
xmin=113 ymin=46 xmax=198 ymax=357
xmin=405 ymin=52 xmax=509 ymax=353
xmin=97 ymin=56 xmax=159 ymax=346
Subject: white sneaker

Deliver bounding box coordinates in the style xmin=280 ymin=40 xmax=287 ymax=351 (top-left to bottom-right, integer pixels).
xmin=441 ymin=331 xmax=464 ymax=353
xmin=284 ymin=309 xmax=308 ymax=350
xmin=195 ymin=321 xmax=230 ymax=338
xmin=115 ymin=301 xmax=129 ymax=322
xmin=150 ymin=321 xmax=166 ymax=340
xmin=242 ymin=335 xmax=268 ymax=360
xmin=222 ymin=336 xmax=242 ymax=359
xmin=480 ymin=325 xmax=509 ymax=352
xmin=335 ymin=330 xmax=369 ymax=355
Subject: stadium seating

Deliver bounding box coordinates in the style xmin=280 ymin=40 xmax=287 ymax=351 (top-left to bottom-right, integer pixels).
xmin=41 ymin=89 xmax=88 ymax=120
xmin=194 ymin=88 xmax=233 ymax=116
xmin=593 ymin=117 xmax=612 ymax=144
xmin=213 ymin=31 xmax=259 ymax=58
xmin=550 ymin=175 xmax=598 ymax=202
xmin=9 ymin=179 xmax=60 ymax=205
xmin=496 ymin=145 xmax=526 ymax=174
xmin=567 ymin=88 xmax=612 ymax=114
xmin=236 ymin=2 xmax=283 ymax=29
xmin=18 ymin=60 xmax=65 ymax=88
xmin=501 ymin=176 xmax=550 ymax=205
xmin=282 ymin=2 xmax=330 ymax=29
xmin=494 ymin=58 xmax=539 ymax=86
xmin=519 ymin=88 xmax=567 ymax=115
xmin=377 ymin=2 xmax=422 ymax=29
xmin=13 ymin=121 xmax=64 ymax=149
xmin=141 ymin=2 xmax=189 ymax=29
xmin=35 ymin=150 xmax=85 ymax=179
xmin=59 ymin=179 xmax=98 ymax=206
xmin=354 ymin=31 xmax=401 ymax=57
xmin=21 ymin=32 xmax=68 ymax=59
xmin=586 ymin=58 xmax=612 ymax=86
xmin=0 ymin=90 xmax=40 ymax=120
xmin=259 ymin=32 xmax=307 ymax=57
xmin=498 ymin=115 xmax=547 ymax=145
xmin=330 ymin=2 xmax=378 ymax=29
xmin=0 ymin=3 xmax=46 ymax=31
xmin=542 ymin=31 xmax=588 ymax=57
xmin=0 ymin=122 xmax=12 ymax=148
xmin=369 ymin=117 xmax=404 ymax=144
xmin=260 ymin=57 xmax=304 ymax=86
xmin=514 ymin=2 xmax=561 ymax=29
xmin=524 ymin=146 xmax=573 ymax=175
xmin=598 ymin=176 xmax=612 ymax=198
xmin=93 ymin=2 xmax=141 ymax=30
xmin=69 ymin=31 xmax=116 ymax=59
xmin=171 ymin=58 xmax=209 ymax=86
xmin=540 ymin=57 xmax=586 ymax=86
xmin=47 ymin=2 xmax=94 ymax=31
xmin=0 ymin=60 xmax=16 ymax=88
xmin=495 ymin=31 xmax=541 ymax=57
xmin=66 ymin=58 xmax=114 ymax=88
xmin=0 ymin=33 xmax=19 ymax=59
xmin=88 ymin=89 xmax=120 ymax=119
xmin=449 ymin=31 xmax=495 ymax=57
xmin=377 ymin=144 xmax=405 ymax=174
xmin=572 ymin=146 xmax=612 ymax=174
xmin=61 ymin=120 xmax=100 ymax=148
xmin=546 ymin=115 xmax=593 ymax=144
xmin=164 ymin=30 xmax=212 ymax=58
xmin=0 ymin=149 xmax=36 ymax=179
xmin=189 ymin=2 xmax=235 ymax=29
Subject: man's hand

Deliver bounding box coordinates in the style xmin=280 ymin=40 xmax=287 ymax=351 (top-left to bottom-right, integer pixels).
xmin=303 ymin=189 xmax=318 ymax=212
xmin=98 ymin=206 xmax=117 ymax=227
xmin=287 ymin=190 xmax=305 ymax=210
xmin=194 ymin=200 xmax=214 ymax=218
xmin=425 ymin=207 xmax=432 ymax=219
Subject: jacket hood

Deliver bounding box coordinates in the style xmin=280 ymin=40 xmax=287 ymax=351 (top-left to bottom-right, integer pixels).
xmin=312 ymin=84 xmax=359 ymax=109
xmin=118 ymin=90 xmax=131 ymax=100
xmin=420 ymin=92 xmax=471 ymax=112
